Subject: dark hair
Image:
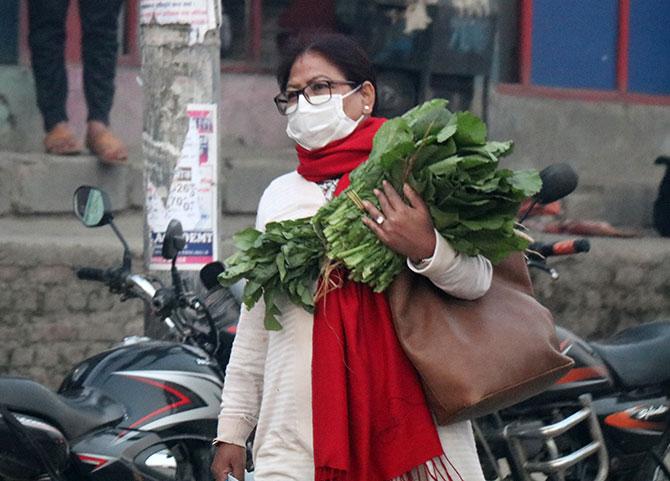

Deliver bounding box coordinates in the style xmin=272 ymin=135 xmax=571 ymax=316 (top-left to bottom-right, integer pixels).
xmin=276 ymin=33 xmax=378 ymax=111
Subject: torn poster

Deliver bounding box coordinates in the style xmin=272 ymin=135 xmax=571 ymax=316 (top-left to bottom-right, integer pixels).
xmin=149 ymin=103 xmax=218 ymax=270
xmin=140 ymin=0 xmax=219 ymax=44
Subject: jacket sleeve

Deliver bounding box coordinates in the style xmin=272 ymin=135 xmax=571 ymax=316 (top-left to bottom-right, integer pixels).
xmin=215 ymin=299 xmax=269 ymax=446
xmin=215 ymin=189 xmax=275 ymax=446
xmin=407 ymin=230 xmax=492 ymax=300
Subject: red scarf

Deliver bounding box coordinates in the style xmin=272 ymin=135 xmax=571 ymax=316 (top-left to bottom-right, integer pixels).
xmin=302 ymin=118 xmax=460 ymax=481
xmin=296 ymin=117 xmax=386 ymax=184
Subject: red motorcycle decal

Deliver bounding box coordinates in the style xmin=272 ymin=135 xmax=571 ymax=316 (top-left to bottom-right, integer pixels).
xmin=126 ymin=375 xmax=193 ymax=429
xmin=556 ymin=365 xmax=608 ymax=384
xmin=605 ymin=407 xmax=667 ymax=432
xmin=77 ymin=453 xmax=114 ymax=472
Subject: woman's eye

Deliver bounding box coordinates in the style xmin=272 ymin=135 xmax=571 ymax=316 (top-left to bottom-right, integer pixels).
xmin=286 ymin=91 xmax=299 ymax=102
xmin=310 ymin=82 xmax=330 ymax=94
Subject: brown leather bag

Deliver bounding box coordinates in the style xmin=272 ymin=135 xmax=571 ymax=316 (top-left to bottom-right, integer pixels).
xmin=387 ymin=252 xmax=574 ymax=425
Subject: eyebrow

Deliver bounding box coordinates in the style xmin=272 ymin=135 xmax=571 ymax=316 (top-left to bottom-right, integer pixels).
xmin=286 ymin=75 xmax=334 ymax=90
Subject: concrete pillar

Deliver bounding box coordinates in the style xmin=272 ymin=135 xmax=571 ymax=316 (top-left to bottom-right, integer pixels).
xmin=140 ymin=4 xmax=221 ymax=336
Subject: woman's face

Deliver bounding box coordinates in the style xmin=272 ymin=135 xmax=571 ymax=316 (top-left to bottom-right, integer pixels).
xmin=286 ymin=51 xmax=376 ymax=120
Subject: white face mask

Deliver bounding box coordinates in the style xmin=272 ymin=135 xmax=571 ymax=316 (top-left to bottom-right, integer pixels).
xmin=286 ymin=86 xmax=364 ymax=151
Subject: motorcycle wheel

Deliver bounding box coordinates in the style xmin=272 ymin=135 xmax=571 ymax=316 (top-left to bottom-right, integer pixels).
xmin=635 ymin=432 xmax=670 ymax=481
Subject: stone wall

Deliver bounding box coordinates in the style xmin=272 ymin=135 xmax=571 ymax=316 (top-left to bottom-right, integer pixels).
xmin=530 ymin=235 xmax=670 ymax=340
xmin=2 ymin=221 xmax=669 ymax=390
xmin=0 ymin=238 xmax=144 ymax=389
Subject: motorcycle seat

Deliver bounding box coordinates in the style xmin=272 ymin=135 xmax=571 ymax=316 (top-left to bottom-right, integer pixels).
xmin=590 ymin=321 xmax=670 ymax=389
xmin=0 ymin=377 xmax=124 ymax=440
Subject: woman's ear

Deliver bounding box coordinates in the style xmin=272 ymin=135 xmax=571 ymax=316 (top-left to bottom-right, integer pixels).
xmin=360 ymin=81 xmax=376 ymax=115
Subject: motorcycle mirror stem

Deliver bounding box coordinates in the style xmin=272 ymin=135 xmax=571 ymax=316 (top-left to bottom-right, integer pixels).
xmin=171 ymin=255 xmax=185 ymax=300
xmin=109 ymin=221 xmax=132 ymax=272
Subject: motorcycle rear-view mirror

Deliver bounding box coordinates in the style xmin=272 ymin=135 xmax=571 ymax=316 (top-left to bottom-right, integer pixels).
xmin=73 ymin=186 xmax=112 ymax=227
xmin=162 ymin=219 xmax=186 ymax=260
xmin=536 ymin=163 xmax=579 ymax=205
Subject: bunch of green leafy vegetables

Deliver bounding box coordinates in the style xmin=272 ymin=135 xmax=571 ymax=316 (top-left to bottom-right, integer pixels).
xmin=219 ymin=99 xmax=542 ymax=329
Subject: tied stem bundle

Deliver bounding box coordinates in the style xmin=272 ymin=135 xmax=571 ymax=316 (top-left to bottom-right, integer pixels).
xmin=220 ymin=100 xmax=542 ymax=330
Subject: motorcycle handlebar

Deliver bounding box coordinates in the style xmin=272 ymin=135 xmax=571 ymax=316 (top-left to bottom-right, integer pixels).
xmin=127 ymin=274 xmax=157 ymax=300
xmin=76 ymin=267 xmax=157 ymax=301
xmin=529 ymin=239 xmax=591 ymax=258
xmin=76 ymin=267 xmax=108 ymax=282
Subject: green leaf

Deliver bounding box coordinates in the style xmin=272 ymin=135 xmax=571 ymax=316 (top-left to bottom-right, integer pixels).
xmin=428 ymin=155 xmax=462 ymax=176
xmin=222 ymin=260 xmax=256 ymax=279
xmin=275 ymin=252 xmax=287 ymax=281
xmin=403 ymin=99 xmax=449 ymax=128
xmin=436 ymin=114 xmax=458 ymax=143
xmin=459 ymin=215 xmax=509 ymax=231
xmin=485 ymin=140 xmax=514 ymax=157
xmin=379 ymin=140 xmax=415 ymax=172
xmin=453 ymin=111 xmax=487 ymax=146
xmin=509 ymin=169 xmax=542 ymax=197
xmin=242 ymin=280 xmax=263 ymax=309
xmin=405 ymin=101 xmax=453 ymax=139
xmin=459 ymin=154 xmax=494 ymax=170
xmin=368 ymin=118 xmax=414 ymax=163
xmin=263 ymin=291 xmax=283 ymax=331
xmin=232 ymin=228 xmax=262 ymax=250
xmin=429 ymin=206 xmax=459 ymax=229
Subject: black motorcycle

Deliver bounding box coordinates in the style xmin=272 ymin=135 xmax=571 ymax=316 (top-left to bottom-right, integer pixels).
xmin=474 ymin=177 xmax=670 ymax=481
xmin=0 ymin=186 xmax=242 ymax=481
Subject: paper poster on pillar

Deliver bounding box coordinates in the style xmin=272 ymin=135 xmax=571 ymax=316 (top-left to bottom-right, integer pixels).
xmin=140 ymin=0 xmax=219 ymax=44
xmin=149 ymin=104 xmax=218 ymax=270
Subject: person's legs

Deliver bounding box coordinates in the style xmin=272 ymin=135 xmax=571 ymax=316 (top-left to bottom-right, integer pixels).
xmin=79 ymin=0 xmax=127 ymax=164
xmin=79 ymin=0 xmax=123 ymax=126
xmin=28 ymin=0 xmax=81 ymax=153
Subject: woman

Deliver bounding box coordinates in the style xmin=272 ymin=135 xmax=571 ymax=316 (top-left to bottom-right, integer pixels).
xmin=212 ymin=33 xmax=492 ymax=481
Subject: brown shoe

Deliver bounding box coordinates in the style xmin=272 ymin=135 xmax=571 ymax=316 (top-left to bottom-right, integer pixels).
xmin=44 ymin=122 xmax=83 ymax=155
xmin=86 ymin=122 xmax=128 ymax=165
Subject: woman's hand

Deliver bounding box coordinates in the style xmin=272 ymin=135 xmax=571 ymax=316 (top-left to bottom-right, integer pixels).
xmin=211 ymin=442 xmax=246 ymax=481
xmin=361 ymin=181 xmax=436 ymax=263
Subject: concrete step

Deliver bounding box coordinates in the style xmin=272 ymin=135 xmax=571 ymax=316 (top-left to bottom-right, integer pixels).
xmin=220 ymin=146 xmax=296 ymax=214
xmin=562 ymin=181 xmax=658 ymax=229
xmin=0 ymin=151 xmax=143 ymax=216
xmin=0 ymin=146 xmax=298 ymax=216
xmin=0 ymin=211 xmax=256 ymax=260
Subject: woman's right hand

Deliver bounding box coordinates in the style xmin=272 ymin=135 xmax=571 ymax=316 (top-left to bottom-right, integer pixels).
xmin=211 ymin=442 xmax=246 ymax=481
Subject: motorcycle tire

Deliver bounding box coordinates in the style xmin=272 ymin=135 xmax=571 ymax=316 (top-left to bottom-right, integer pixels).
xmin=635 ymin=431 xmax=670 ymax=481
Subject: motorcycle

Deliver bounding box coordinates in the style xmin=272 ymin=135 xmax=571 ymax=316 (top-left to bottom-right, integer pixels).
xmin=474 ymin=170 xmax=670 ymax=481
xmin=0 ymin=185 xmax=244 ymax=481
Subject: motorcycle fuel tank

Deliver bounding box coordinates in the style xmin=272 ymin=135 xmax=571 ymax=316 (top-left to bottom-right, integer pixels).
xmin=59 ymin=339 xmax=224 ymax=433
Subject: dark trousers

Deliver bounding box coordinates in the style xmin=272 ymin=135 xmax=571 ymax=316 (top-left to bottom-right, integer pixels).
xmin=28 ymin=0 xmax=124 ymax=132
